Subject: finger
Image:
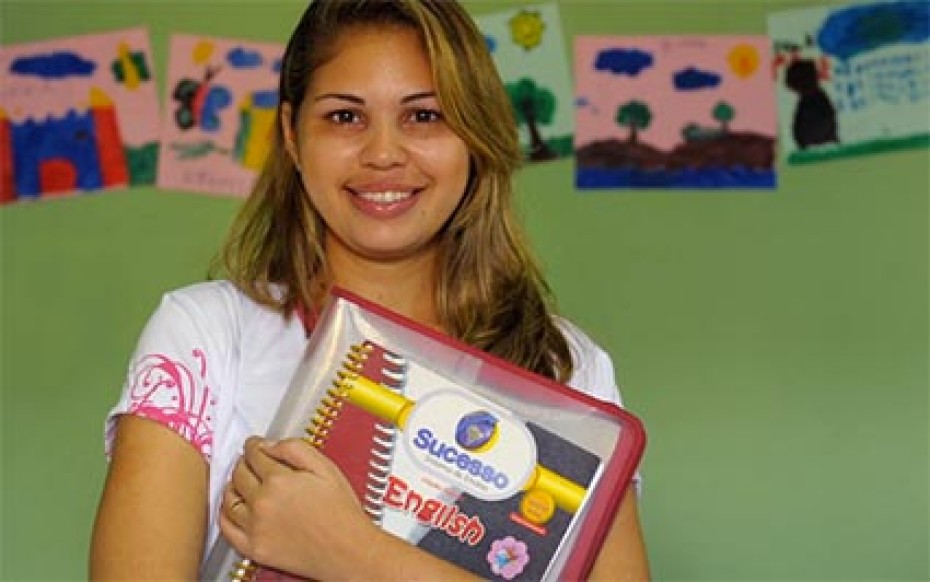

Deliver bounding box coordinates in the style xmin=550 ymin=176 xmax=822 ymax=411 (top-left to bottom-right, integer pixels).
xmin=221 ymin=483 xmax=248 ymax=528
xmin=262 ymin=438 xmax=331 ymax=473
xmin=218 ymin=505 xmax=251 ymax=558
xmin=230 ymin=456 xmax=262 ymax=501
xmin=242 ymin=436 xmax=290 ymax=482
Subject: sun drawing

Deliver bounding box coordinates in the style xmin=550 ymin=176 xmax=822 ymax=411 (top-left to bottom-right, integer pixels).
xmin=727 ymin=43 xmax=760 ymax=78
xmin=508 ymin=9 xmax=545 ymax=51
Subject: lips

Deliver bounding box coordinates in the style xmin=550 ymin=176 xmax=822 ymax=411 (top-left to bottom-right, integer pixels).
xmin=347 ymin=184 xmax=423 ymax=218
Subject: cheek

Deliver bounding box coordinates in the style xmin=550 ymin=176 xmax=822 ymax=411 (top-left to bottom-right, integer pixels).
xmin=296 ymin=143 xmax=342 ymax=188
xmin=419 ymin=142 xmax=470 ymax=188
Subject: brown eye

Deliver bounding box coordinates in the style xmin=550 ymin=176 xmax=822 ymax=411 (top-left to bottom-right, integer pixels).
xmin=411 ymin=109 xmax=442 ymax=123
xmin=328 ymin=109 xmax=361 ymax=124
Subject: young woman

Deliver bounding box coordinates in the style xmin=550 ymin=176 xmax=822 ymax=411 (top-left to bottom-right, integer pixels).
xmin=89 ymin=1 xmax=649 ymax=579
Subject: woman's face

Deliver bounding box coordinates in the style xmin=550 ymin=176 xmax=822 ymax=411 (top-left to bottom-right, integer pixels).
xmin=283 ymin=25 xmax=470 ymax=265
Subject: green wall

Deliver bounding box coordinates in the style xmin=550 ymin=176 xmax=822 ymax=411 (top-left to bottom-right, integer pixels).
xmin=1 ymin=1 xmax=927 ymax=579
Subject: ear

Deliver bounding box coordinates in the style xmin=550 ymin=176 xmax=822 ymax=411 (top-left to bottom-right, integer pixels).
xmin=280 ymin=102 xmax=299 ymax=167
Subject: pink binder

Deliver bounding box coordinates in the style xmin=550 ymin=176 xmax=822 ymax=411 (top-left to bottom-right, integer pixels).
xmin=203 ymin=287 xmax=646 ymax=581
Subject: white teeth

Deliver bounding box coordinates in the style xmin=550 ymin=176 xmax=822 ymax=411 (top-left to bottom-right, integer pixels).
xmin=357 ymin=191 xmax=413 ymax=203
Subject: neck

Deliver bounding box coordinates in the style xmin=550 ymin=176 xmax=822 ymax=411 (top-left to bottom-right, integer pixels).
xmin=325 ymin=245 xmax=442 ymax=331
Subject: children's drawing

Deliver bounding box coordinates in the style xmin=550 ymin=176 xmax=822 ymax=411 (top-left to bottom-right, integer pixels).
xmin=575 ymin=36 xmax=777 ymax=190
xmin=157 ymin=35 xmax=282 ymax=197
xmin=475 ymin=3 xmax=574 ymax=163
xmin=768 ymin=0 xmax=930 ymax=164
xmin=0 ymin=28 xmax=159 ymax=204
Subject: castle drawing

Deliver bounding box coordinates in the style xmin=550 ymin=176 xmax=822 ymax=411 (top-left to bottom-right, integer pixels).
xmin=0 ymin=87 xmax=128 ymax=203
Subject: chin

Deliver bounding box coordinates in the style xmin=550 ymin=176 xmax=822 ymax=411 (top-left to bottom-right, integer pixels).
xmin=355 ymin=240 xmax=439 ymax=263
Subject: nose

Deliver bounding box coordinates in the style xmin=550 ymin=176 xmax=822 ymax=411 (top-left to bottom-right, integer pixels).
xmin=359 ymin=120 xmax=408 ymax=169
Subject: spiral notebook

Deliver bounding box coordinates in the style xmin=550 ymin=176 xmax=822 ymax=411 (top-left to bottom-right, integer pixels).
xmin=201 ymin=288 xmax=646 ymax=581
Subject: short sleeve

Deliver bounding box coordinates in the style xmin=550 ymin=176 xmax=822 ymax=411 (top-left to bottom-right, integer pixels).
xmin=558 ymin=318 xmax=643 ymax=493
xmin=104 ymin=289 xmax=228 ymax=462
xmin=559 ymin=318 xmax=623 ymax=406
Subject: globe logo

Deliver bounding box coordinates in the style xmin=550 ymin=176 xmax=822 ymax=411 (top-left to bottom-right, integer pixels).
xmin=455 ymin=410 xmax=500 ymax=452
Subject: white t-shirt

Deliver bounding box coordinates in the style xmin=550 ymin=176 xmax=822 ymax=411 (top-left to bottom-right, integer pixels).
xmin=104 ymin=280 xmax=627 ymax=551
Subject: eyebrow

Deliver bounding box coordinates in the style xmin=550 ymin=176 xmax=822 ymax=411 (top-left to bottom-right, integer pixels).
xmin=312 ymin=91 xmax=437 ymax=104
xmin=401 ymin=91 xmax=436 ymax=104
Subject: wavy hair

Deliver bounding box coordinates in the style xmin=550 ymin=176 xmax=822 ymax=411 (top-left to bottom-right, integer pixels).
xmin=213 ymin=0 xmax=572 ymax=381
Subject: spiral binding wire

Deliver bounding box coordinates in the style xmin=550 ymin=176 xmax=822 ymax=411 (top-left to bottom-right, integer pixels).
xmin=350 ymin=342 xmax=407 ymax=523
xmin=229 ymin=351 xmax=357 ymax=581
xmin=229 ymin=342 xmax=407 ymax=581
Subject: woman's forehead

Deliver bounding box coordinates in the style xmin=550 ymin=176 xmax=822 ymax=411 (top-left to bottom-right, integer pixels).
xmin=308 ymin=26 xmax=433 ymax=91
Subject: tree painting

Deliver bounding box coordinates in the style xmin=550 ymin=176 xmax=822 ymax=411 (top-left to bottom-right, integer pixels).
xmin=576 ymin=36 xmax=778 ymax=189
xmin=476 ymin=4 xmax=575 ymax=163
xmin=616 ymin=100 xmax=652 ymax=144
xmin=506 ymin=77 xmax=557 ymax=161
xmin=713 ymin=101 xmax=735 ymax=132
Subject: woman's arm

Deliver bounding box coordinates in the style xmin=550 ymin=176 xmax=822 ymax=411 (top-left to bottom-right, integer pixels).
xmin=219 ymin=437 xmax=480 ymax=581
xmin=89 ymin=415 xmax=209 ymax=579
xmin=588 ymin=486 xmax=651 ymax=581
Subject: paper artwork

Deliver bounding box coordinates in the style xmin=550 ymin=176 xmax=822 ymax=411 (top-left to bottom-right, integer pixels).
xmin=768 ymin=0 xmax=930 ymax=164
xmin=0 ymin=27 xmax=160 ymax=204
xmin=156 ymin=34 xmax=283 ymax=197
xmin=575 ymin=35 xmax=777 ymax=189
xmin=475 ymin=3 xmax=575 ymax=163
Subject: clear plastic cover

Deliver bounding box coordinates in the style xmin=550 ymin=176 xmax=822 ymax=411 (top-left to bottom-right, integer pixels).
xmin=202 ymin=288 xmax=645 ymax=581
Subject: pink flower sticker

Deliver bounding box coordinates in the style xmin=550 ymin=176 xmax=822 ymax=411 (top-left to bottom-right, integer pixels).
xmin=487 ymin=535 xmax=529 ymax=580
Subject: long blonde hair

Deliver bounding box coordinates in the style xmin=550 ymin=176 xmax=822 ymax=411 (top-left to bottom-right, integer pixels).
xmin=213 ymin=0 xmax=572 ymax=381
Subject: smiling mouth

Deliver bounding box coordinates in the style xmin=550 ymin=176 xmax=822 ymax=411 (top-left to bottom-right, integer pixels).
xmin=351 ymin=189 xmax=419 ymax=203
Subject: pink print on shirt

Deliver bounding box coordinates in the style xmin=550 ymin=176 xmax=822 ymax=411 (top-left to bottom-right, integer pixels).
xmin=127 ymin=348 xmax=216 ymax=460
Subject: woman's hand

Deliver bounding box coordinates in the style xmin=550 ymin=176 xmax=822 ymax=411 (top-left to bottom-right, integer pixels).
xmin=219 ymin=437 xmax=381 ymax=579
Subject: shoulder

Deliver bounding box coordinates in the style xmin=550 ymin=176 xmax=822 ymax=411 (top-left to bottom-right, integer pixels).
xmin=156 ymin=280 xmax=283 ymax=325
xmin=141 ymin=281 xmax=237 ymax=343
xmin=159 ymin=280 xmax=248 ymax=316
xmin=555 ymin=317 xmax=623 ymax=406
xmin=140 ymin=280 xmax=296 ymax=352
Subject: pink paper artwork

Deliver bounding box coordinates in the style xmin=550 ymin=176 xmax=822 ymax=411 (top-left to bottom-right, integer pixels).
xmin=0 ymin=27 xmax=160 ymax=204
xmin=156 ymin=34 xmax=284 ymax=197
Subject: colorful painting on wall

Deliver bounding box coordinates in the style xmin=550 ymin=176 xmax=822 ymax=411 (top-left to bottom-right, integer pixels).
xmin=475 ymin=3 xmax=575 ymax=163
xmin=0 ymin=27 xmax=160 ymax=204
xmin=156 ymin=34 xmax=283 ymax=197
xmin=574 ymin=36 xmax=777 ymax=190
xmin=768 ymin=0 xmax=930 ymax=164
